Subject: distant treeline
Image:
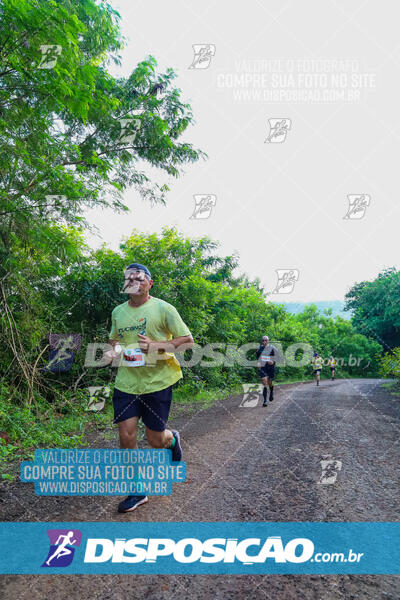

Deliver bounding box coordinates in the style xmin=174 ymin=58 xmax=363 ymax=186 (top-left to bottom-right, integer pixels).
xmin=280 ymin=301 xmax=351 ymax=320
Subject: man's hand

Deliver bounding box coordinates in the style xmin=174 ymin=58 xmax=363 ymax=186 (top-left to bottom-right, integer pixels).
xmin=137 ymin=334 xmax=154 ymax=354
xmin=104 ymin=349 xmax=120 ymax=360
xmin=103 ymin=341 xmax=122 ymax=364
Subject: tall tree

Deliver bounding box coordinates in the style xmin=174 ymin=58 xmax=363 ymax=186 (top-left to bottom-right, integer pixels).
xmin=345 ymin=268 xmax=400 ymax=352
xmin=0 ymin=0 xmax=205 ymax=268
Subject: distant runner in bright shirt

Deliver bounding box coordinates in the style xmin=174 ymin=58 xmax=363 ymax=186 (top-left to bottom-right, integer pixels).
xmin=106 ymin=262 xmax=193 ymax=514
xmin=312 ymin=352 xmax=323 ymax=386
xmin=328 ymin=356 xmax=337 ymax=381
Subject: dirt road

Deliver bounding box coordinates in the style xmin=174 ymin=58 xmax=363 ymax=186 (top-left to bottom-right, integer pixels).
xmin=1 ymin=378 xmax=400 ymax=599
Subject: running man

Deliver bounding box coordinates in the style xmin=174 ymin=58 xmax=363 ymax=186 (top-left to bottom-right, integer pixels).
xmin=45 ymin=531 xmax=77 ymax=566
xmin=106 ymin=262 xmax=193 ymax=513
xmin=312 ymin=352 xmax=323 ymax=386
xmin=256 ymin=335 xmax=282 ymax=406
xmin=328 ymin=355 xmax=337 ymax=380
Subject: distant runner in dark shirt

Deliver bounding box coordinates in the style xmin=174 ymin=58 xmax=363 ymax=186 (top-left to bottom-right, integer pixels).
xmin=256 ymin=335 xmax=282 ymax=406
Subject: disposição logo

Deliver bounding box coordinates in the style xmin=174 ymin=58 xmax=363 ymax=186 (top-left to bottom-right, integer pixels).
xmin=41 ymin=529 xmax=82 ymax=567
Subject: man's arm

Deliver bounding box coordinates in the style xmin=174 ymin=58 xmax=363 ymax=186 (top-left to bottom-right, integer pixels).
xmin=271 ymin=345 xmax=283 ymax=364
xmin=108 ymin=311 xmax=120 ymax=352
xmin=139 ymin=302 xmax=194 ymax=354
xmin=159 ymin=335 xmax=194 ymax=352
xmin=105 ymin=309 xmax=122 ymax=360
xmin=138 ymin=334 xmax=194 ymax=354
xmin=103 ymin=309 xmax=121 ymax=363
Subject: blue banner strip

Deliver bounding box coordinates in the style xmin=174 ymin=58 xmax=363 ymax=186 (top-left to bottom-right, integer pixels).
xmin=0 ymin=522 xmax=399 ymax=574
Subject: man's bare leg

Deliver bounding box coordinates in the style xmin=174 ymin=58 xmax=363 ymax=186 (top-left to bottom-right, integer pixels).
xmin=116 ymin=416 xmax=149 ymax=512
xmin=118 ymin=416 xmax=139 ymax=449
xmin=145 ymin=427 xmax=182 ymax=461
xmin=145 ymin=427 xmax=174 ymax=449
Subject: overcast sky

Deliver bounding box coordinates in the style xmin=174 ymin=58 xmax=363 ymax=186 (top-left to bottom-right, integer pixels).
xmin=85 ymin=0 xmax=400 ymax=302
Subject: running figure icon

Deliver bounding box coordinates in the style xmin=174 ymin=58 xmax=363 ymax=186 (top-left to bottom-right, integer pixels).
xmin=45 ymin=531 xmax=77 ymax=566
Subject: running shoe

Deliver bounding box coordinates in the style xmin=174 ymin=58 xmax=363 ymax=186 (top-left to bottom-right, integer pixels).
xmin=262 ymin=401 xmax=268 ymax=407
xmin=171 ymin=430 xmax=182 ymax=462
xmin=117 ymin=495 xmax=148 ymax=513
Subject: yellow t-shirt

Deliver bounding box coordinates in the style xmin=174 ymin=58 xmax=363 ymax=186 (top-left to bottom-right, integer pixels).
xmin=109 ymin=297 xmax=191 ymax=395
xmin=328 ymin=358 xmax=337 ymax=367
xmin=312 ymin=356 xmax=323 ymax=369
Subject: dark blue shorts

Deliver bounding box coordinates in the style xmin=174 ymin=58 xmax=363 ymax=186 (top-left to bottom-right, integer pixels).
xmin=112 ymin=386 xmax=173 ymax=431
xmin=258 ymin=364 xmax=275 ymax=379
